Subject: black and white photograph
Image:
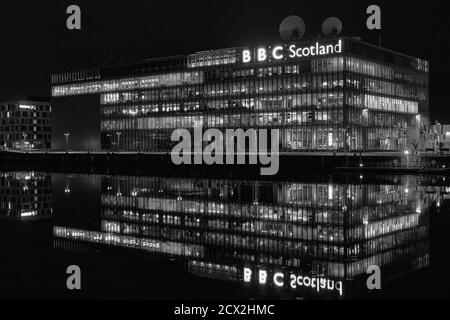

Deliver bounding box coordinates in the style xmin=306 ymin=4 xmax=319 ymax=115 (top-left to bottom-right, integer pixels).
xmin=0 ymin=0 xmax=449 ymax=311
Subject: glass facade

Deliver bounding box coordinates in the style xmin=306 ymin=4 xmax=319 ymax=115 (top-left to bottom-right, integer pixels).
xmin=51 ymin=37 xmax=429 ymax=152
xmin=0 ymin=101 xmax=52 ymax=150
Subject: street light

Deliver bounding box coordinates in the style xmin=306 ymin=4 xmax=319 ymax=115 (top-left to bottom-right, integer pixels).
xmin=416 ymin=114 xmax=421 ymax=127
xmin=404 ymin=149 xmax=410 ymax=168
xmin=116 ymin=132 xmax=122 ymax=151
xmin=64 ymin=133 xmax=70 ymax=151
xmin=22 ymin=133 xmax=28 ymax=150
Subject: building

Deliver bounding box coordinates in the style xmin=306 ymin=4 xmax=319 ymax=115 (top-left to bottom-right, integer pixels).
xmin=0 ymin=99 xmax=51 ymax=150
xmin=427 ymin=122 xmax=450 ymax=150
xmin=51 ymin=37 xmax=429 ymax=152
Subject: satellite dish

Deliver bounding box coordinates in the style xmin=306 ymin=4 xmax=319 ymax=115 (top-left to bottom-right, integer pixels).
xmin=322 ymin=17 xmax=343 ymax=37
xmin=279 ymin=16 xmax=306 ymax=41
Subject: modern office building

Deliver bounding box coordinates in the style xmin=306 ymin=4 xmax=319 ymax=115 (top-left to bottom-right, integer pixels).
xmin=0 ymin=100 xmax=51 ymax=150
xmin=53 ymin=174 xmax=430 ymax=298
xmin=51 ymin=37 xmax=429 ymax=152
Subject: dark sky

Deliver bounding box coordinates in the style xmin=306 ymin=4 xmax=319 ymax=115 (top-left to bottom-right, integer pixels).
xmin=0 ymin=0 xmax=448 ymax=121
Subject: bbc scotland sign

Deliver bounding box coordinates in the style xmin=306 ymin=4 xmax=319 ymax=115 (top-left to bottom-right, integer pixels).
xmin=242 ymin=39 xmax=342 ymax=63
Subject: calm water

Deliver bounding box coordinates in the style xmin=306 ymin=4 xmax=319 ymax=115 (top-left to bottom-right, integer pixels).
xmin=0 ymin=170 xmax=449 ymax=300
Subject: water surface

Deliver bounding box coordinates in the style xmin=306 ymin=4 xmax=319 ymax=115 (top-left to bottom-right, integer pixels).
xmin=0 ymin=170 xmax=449 ymax=299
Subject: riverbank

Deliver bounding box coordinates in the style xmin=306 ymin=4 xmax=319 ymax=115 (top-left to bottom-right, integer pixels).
xmin=2 ymin=150 xmax=450 ymax=176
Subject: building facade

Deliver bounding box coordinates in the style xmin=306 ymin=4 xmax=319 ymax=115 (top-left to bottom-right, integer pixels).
xmin=0 ymin=100 xmax=51 ymax=150
xmin=51 ymin=37 xmax=429 ymax=152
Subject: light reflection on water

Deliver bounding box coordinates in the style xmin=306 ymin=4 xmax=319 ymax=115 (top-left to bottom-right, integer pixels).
xmin=1 ymin=171 xmax=448 ymax=299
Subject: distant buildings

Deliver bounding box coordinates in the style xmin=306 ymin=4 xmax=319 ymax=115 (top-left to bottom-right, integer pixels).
xmin=51 ymin=36 xmax=429 ymax=152
xmin=0 ymin=99 xmax=51 ymax=150
xmin=426 ymin=122 xmax=450 ymax=150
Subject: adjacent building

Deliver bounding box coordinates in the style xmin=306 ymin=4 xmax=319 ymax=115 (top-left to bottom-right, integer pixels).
xmin=51 ymin=37 xmax=429 ymax=152
xmin=0 ymin=99 xmax=51 ymax=150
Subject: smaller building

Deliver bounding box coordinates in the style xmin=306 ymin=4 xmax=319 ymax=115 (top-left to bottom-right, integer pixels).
xmin=0 ymin=99 xmax=51 ymax=150
xmin=431 ymin=122 xmax=450 ymax=150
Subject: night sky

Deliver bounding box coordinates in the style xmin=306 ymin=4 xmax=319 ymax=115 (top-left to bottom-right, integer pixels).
xmin=0 ymin=0 xmax=448 ymax=121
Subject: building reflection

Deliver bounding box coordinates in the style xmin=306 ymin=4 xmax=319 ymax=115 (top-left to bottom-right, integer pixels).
xmin=0 ymin=171 xmax=52 ymax=221
xmin=53 ymin=174 xmax=433 ymax=298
